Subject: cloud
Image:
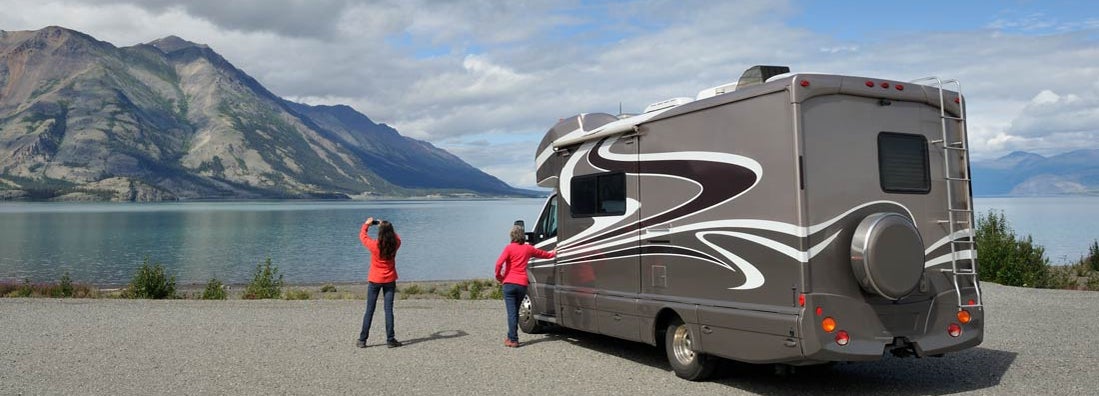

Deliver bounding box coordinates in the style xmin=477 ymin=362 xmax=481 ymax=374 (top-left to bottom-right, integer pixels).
xmin=2 ymin=0 xmax=1099 ymax=188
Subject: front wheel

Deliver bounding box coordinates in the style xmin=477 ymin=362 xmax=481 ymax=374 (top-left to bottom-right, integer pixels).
xmin=518 ymin=295 xmax=548 ymax=334
xmin=664 ymin=318 xmax=716 ymax=381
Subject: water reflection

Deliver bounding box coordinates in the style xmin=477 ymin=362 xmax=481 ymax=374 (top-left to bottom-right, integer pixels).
xmin=0 ymin=199 xmax=544 ymax=285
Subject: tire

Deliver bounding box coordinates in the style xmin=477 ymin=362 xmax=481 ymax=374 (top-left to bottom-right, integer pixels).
xmin=664 ymin=318 xmax=716 ymax=381
xmin=518 ymin=294 xmax=547 ymax=334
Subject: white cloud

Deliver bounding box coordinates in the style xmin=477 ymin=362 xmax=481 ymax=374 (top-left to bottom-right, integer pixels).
xmin=3 ymin=0 xmax=1099 ymax=188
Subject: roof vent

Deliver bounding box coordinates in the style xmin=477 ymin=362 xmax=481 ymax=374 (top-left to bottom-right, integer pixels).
xmin=696 ymin=82 xmax=739 ymax=100
xmin=643 ymin=97 xmax=693 ymax=113
xmin=737 ymin=65 xmax=791 ymax=90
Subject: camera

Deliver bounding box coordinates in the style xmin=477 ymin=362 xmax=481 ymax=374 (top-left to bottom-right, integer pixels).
xmin=370 ymin=220 xmax=380 ymax=225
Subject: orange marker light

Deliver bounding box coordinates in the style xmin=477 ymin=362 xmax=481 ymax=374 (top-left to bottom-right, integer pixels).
xmin=957 ymin=310 xmax=972 ymax=324
xmin=822 ymin=317 xmax=836 ymax=333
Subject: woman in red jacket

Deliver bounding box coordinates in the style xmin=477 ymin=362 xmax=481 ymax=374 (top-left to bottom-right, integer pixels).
xmin=357 ymin=217 xmax=402 ymax=348
xmin=495 ymin=225 xmax=555 ymax=347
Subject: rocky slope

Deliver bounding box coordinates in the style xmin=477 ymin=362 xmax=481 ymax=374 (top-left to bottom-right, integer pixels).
xmin=0 ymin=26 xmax=531 ymax=201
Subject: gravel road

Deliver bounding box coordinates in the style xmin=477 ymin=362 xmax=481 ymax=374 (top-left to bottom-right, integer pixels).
xmin=2 ymin=283 xmax=1096 ymax=395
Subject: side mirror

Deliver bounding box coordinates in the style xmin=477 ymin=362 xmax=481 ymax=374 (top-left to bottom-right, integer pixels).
xmin=514 ymin=220 xmax=525 ymax=230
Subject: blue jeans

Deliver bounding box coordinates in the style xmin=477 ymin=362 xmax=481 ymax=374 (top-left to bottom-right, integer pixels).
xmin=359 ymin=281 xmax=396 ymax=342
xmin=503 ymin=283 xmax=527 ymax=343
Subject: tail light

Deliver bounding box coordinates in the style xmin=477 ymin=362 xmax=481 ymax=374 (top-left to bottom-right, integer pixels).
xmin=822 ymin=317 xmax=836 ymax=333
xmin=957 ymin=310 xmax=972 ymax=324
xmin=800 ymin=80 xmax=810 ymax=87
xmin=835 ymin=330 xmax=850 ymax=346
xmin=947 ymin=323 xmax=962 ymax=337
xmin=799 ymin=294 xmax=805 ymax=307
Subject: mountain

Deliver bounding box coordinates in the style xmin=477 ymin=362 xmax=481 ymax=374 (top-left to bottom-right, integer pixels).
xmin=0 ymin=26 xmax=533 ymax=201
xmin=972 ymin=150 xmax=1099 ymax=196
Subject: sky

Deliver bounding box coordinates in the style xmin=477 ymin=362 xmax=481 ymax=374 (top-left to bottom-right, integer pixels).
xmin=2 ymin=0 xmax=1098 ymax=189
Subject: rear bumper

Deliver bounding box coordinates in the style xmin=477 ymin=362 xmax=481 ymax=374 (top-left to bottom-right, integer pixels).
xmin=798 ymin=291 xmax=983 ymax=363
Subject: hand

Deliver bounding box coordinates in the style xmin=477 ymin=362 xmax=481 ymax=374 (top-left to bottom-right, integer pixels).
xmin=365 ymin=217 xmax=374 ymax=226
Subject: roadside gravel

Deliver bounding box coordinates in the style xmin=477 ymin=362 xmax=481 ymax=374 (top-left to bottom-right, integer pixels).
xmin=2 ymin=283 xmax=1096 ymax=395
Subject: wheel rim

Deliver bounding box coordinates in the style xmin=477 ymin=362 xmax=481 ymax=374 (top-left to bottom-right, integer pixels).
xmin=672 ymin=324 xmax=695 ymax=366
xmin=519 ymin=295 xmax=533 ymax=325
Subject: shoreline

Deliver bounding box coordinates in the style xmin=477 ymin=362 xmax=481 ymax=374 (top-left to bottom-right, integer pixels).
xmin=2 ymin=278 xmax=502 ymax=300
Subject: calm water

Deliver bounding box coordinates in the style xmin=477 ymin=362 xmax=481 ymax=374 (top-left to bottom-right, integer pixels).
xmin=0 ymin=196 xmax=1094 ymax=285
xmin=0 ymin=199 xmax=546 ymax=286
xmin=975 ymin=196 xmax=1099 ymax=264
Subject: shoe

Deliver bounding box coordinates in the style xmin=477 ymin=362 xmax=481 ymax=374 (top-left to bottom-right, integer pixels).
xmin=387 ymin=339 xmax=403 ymax=348
xmin=504 ymin=338 xmax=519 ymax=348
xmin=356 ymin=339 xmax=367 ymax=348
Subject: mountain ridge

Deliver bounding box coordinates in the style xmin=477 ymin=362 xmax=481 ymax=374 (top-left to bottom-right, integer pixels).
xmin=972 ymin=149 xmax=1099 ymax=196
xmin=0 ymin=26 xmax=535 ymax=201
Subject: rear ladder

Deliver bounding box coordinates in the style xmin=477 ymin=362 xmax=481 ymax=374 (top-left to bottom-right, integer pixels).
xmin=912 ymin=76 xmax=983 ymax=311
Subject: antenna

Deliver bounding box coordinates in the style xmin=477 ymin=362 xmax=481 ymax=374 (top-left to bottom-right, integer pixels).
xmin=618 ymin=101 xmax=622 ymax=115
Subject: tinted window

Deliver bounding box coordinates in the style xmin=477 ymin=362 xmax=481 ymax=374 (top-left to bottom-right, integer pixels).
xmin=570 ymin=172 xmax=627 ymax=217
xmin=537 ymin=195 xmax=558 ymax=238
xmin=878 ymin=132 xmax=930 ymax=194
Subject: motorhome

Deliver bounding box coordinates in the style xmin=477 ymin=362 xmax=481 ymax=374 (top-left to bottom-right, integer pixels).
xmin=519 ymin=66 xmax=983 ymax=380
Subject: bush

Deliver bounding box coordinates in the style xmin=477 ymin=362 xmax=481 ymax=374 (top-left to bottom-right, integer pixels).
xmin=59 ymin=272 xmax=73 ymax=298
xmin=126 ymin=259 xmax=177 ymax=299
xmin=16 ymin=278 xmax=33 ymax=297
xmin=243 ymin=258 xmax=283 ymax=299
xmin=975 ymin=211 xmax=1051 ymax=288
xmin=489 ymin=283 xmax=503 ymax=300
xmin=446 ymin=284 xmax=462 ymax=300
xmin=284 ymin=289 xmax=310 ymax=300
xmin=202 ymin=278 xmax=227 ymax=300
xmin=1088 ymin=272 xmax=1099 ymax=291
xmin=402 ymin=284 xmax=422 ymax=295
xmin=320 ymin=284 xmax=337 ymax=293
xmin=1086 ymin=240 xmax=1099 ymax=272
xmin=467 ymin=281 xmax=484 ymax=300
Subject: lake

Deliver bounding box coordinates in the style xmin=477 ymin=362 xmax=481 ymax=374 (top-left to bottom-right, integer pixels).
xmin=0 ymin=197 xmax=1095 ymax=286
xmin=0 ymin=199 xmax=547 ymax=286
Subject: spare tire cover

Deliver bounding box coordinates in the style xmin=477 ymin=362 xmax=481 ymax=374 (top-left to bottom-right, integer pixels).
xmin=850 ymin=212 xmax=924 ymax=300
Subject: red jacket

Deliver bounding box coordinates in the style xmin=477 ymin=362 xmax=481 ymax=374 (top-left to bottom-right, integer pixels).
xmin=360 ymin=224 xmax=401 ymax=283
xmin=495 ymin=242 xmax=554 ymax=286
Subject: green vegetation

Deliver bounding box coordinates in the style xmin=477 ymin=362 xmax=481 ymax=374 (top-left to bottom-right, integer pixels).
xmin=242 ymin=258 xmax=283 ymax=299
xmin=977 ymin=211 xmax=1099 ymax=291
xmin=284 ymin=289 xmax=311 ymax=300
xmin=59 ymin=272 xmax=74 ymax=297
xmin=201 ymin=278 xmax=227 ymax=300
xmin=445 ymin=284 xmax=462 ymax=300
xmin=401 ymin=284 xmax=423 ymax=295
xmin=125 ymin=258 xmax=177 ymax=299
xmin=320 ymin=284 xmax=337 ymax=293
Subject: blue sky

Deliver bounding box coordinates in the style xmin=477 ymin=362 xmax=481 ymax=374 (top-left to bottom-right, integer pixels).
xmin=3 ymin=0 xmax=1098 ymax=188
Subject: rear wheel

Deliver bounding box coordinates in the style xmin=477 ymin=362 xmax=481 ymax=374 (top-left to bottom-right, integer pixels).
xmin=518 ymin=295 xmax=547 ymax=334
xmin=664 ymin=318 xmax=716 ymax=381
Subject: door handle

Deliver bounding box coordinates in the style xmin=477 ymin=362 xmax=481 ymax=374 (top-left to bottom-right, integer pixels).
xmin=613 ymin=313 xmax=622 ymax=321
xmin=701 ymin=325 xmax=713 ymax=335
xmin=648 ymin=239 xmax=670 ymax=244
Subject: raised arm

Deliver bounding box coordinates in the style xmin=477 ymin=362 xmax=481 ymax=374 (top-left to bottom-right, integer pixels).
xmin=359 ymin=217 xmax=375 ymax=248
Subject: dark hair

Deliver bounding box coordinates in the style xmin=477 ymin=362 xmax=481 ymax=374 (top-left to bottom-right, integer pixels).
xmin=377 ymin=221 xmax=398 ymax=260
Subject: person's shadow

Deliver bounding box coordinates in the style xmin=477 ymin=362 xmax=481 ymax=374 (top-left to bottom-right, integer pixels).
xmin=400 ymin=329 xmax=468 ymax=346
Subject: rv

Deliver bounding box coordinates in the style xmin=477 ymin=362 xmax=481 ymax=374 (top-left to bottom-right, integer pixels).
xmin=519 ymin=66 xmax=983 ymax=380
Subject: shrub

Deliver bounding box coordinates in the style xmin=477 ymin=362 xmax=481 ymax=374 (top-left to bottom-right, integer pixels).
xmin=1087 ymin=272 xmax=1099 ymax=291
xmin=202 ymin=278 xmax=227 ymax=300
xmin=126 ymin=259 xmax=177 ymax=299
xmin=1086 ymin=240 xmax=1099 ymax=272
xmin=468 ymin=281 xmax=484 ymax=300
xmin=446 ymin=284 xmax=462 ymax=300
xmin=284 ymin=289 xmax=310 ymax=300
xmin=975 ymin=211 xmax=1051 ymax=288
xmin=402 ymin=284 xmax=423 ymax=295
xmin=16 ymin=278 xmax=33 ymax=297
xmin=1045 ymin=266 xmax=1078 ymax=290
xmin=489 ymin=283 xmax=503 ymax=300
xmin=243 ymin=258 xmax=283 ymax=299
xmin=320 ymin=284 xmax=337 ymax=293
xmin=59 ymin=272 xmax=73 ymax=298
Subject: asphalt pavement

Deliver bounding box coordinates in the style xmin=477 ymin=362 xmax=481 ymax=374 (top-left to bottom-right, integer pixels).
xmin=1 ymin=283 xmax=1096 ymax=395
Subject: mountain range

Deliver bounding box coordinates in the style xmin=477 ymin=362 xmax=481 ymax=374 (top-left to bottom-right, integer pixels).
xmin=0 ymin=26 xmax=534 ymax=201
xmin=972 ymin=150 xmax=1099 ymax=196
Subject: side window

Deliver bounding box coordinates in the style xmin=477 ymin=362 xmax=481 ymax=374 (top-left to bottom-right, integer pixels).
xmin=878 ymin=132 xmax=930 ymax=194
xmin=570 ymin=172 xmax=626 ymax=217
xmin=536 ymin=195 xmax=558 ymax=238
